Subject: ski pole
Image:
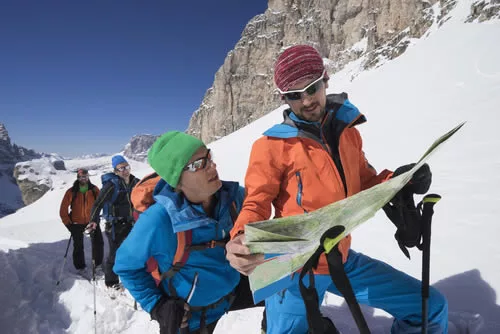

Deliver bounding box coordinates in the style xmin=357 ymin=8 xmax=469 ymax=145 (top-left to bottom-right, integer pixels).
xmin=56 ymin=235 xmax=73 ymax=286
xmin=420 ymin=194 xmax=441 ymax=334
xmin=92 ymin=258 xmax=97 ymax=334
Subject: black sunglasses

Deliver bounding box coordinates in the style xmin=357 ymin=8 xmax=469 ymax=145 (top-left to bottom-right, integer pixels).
xmin=183 ymin=149 xmax=212 ymax=172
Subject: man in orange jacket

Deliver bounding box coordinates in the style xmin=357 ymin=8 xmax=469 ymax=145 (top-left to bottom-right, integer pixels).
xmin=59 ymin=168 xmax=103 ymax=274
xmin=226 ymin=45 xmax=448 ymax=333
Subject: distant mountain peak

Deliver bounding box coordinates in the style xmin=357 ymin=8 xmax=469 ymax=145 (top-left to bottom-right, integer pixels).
xmin=0 ymin=123 xmax=41 ymax=164
xmin=123 ymin=134 xmax=159 ymax=162
xmin=0 ymin=123 xmax=11 ymax=143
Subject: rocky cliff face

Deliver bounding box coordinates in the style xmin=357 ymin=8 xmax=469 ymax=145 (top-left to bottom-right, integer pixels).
xmin=466 ymin=0 xmax=500 ymax=22
xmin=0 ymin=123 xmax=44 ymax=217
xmin=0 ymin=123 xmax=41 ymax=164
xmin=186 ymin=0 xmax=457 ymax=143
xmin=123 ymin=134 xmax=159 ymax=162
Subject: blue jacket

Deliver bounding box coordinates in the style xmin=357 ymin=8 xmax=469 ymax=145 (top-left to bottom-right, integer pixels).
xmin=114 ymin=179 xmax=243 ymax=329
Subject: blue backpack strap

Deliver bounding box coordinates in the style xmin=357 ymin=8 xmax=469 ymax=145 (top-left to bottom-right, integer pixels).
xmin=100 ymin=172 xmax=121 ymax=222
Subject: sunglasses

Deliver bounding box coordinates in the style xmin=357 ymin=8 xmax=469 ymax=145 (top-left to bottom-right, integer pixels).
xmin=78 ymin=175 xmax=89 ymax=180
xmin=115 ymin=165 xmax=131 ymax=172
xmin=183 ymin=149 xmax=212 ymax=172
xmin=278 ymin=70 xmax=326 ymax=101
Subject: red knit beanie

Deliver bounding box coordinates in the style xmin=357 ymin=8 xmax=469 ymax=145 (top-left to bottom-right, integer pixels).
xmin=77 ymin=168 xmax=88 ymax=177
xmin=274 ymin=45 xmax=325 ymax=92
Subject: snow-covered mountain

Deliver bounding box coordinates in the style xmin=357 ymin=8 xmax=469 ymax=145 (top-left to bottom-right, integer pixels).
xmin=0 ymin=1 xmax=499 ymax=333
xmin=70 ymin=153 xmax=109 ymax=160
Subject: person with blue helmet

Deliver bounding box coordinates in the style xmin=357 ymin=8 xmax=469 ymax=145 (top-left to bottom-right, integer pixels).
xmin=114 ymin=131 xmax=261 ymax=334
xmin=87 ymin=155 xmax=139 ymax=290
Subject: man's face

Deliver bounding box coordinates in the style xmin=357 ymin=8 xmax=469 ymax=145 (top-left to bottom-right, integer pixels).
xmin=177 ymin=147 xmax=222 ymax=200
xmin=115 ymin=162 xmax=131 ymax=180
xmin=78 ymin=174 xmax=89 ymax=185
xmin=282 ymin=75 xmax=328 ymax=122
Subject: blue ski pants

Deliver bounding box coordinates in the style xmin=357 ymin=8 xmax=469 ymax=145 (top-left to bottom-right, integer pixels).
xmin=265 ymin=250 xmax=448 ymax=333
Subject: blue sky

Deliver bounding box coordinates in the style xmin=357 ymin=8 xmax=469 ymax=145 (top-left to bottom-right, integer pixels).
xmin=0 ymin=1 xmax=267 ymax=157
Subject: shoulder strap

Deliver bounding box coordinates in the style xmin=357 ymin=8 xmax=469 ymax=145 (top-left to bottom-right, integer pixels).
xmin=157 ymin=200 xmax=238 ymax=285
xmin=299 ymin=226 xmax=370 ymax=334
xmin=70 ymin=188 xmax=78 ymax=209
xmin=158 ymin=230 xmax=192 ymax=283
xmin=91 ymin=185 xmax=98 ymax=200
xmin=110 ymin=179 xmax=120 ymax=203
xmin=229 ymin=200 xmax=238 ymax=223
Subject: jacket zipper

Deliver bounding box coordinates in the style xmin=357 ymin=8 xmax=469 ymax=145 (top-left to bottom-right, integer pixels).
xmin=295 ymin=172 xmax=308 ymax=213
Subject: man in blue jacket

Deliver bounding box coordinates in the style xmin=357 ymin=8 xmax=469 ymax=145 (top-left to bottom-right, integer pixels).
xmin=114 ymin=131 xmax=260 ymax=334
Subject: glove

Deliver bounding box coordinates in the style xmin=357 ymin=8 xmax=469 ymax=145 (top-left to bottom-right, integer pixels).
xmin=383 ymin=163 xmax=431 ymax=259
xmin=392 ymin=163 xmax=432 ymax=194
xmin=85 ymin=222 xmax=98 ymax=235
xmin=151 ymin=296 xmax=188 ymax=334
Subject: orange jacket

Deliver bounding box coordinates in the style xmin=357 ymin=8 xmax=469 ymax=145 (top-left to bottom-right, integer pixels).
xmin=60 ymin=181 xmax=100 ymax=226
xmin=231 ymin=94 xmax=392 ymax=274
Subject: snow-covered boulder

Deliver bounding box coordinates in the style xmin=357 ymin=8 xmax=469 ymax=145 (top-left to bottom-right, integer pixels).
xmin=13 ymin=158 xmax=55 ymax=205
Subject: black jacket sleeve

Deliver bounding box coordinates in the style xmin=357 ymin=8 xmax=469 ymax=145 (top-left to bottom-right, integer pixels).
xmin=89 ymin=182 xmax=115 ymax=223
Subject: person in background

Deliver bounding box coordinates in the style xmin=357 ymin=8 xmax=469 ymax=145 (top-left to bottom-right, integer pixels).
xmin=59 ymin=168 xmax=103 ymax=276
xmin=87 ymin=155 xmax=139 ymax=291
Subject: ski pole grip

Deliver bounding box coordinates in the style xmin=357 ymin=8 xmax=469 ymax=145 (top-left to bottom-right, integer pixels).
xmin=422 ymin=194 xmax=441 ymax=211
xmin=320 ymin=225 xmax=345 ymax=254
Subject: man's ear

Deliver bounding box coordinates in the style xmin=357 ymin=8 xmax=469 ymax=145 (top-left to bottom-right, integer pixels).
xmin=324 ymin=72 xmax=330 ymax=89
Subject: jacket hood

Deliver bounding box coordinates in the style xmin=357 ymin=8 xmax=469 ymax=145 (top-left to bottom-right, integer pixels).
xmin=264 ymin=93 xmax=366 ymax=139
xmin=152 ymin=178 xmax=240 ymax=233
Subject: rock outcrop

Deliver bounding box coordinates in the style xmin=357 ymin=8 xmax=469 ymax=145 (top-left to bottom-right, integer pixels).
xmin=0 ymin=123 xmax=44 ymax=217
xmin=123 ymin=134 xmax=159 ymax=162
xmin=13 ymin=159 xmax=55 ymax=206
xmin=186 ymin=0 xmax=456 ymax=143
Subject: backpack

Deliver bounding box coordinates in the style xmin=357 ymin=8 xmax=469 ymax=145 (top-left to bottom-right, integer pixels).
xmin=131 ymin=172 xmax=161 ymax=222
xmin=100 ymin=172 xmax=121 ymax=221
xmin=131 ymin=172 xmax=238 ymax=286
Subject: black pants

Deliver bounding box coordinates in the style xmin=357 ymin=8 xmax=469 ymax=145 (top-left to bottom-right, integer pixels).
xmin=104 ymin=220 xmax=133 ymax=287
xmin=91 ymin=223 xmax=104 ymax=267
xmin=68 ymin=224 xmax=104 ymax=270
xmin=69 ymin=224 xmax=86 ymax=270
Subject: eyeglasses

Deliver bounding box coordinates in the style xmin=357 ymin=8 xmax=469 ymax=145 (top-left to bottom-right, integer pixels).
xmin=78 ymin=175 xmax=89 ymax=180
xmin=115 ymin=165 xmax=131 ymax=172
xmin=278 ymin=70 xmax=326 ymax=101
xmin=183 ymin=149 xmax=212 ymax=172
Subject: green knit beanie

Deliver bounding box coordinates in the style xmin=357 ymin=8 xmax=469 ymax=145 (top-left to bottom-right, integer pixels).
xmin=148 ymin=131 xmax=205 ymax=187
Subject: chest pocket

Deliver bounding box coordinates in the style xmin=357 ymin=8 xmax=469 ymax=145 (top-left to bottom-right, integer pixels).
xmin=284 ymin=141 xmax=348 ymax=213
